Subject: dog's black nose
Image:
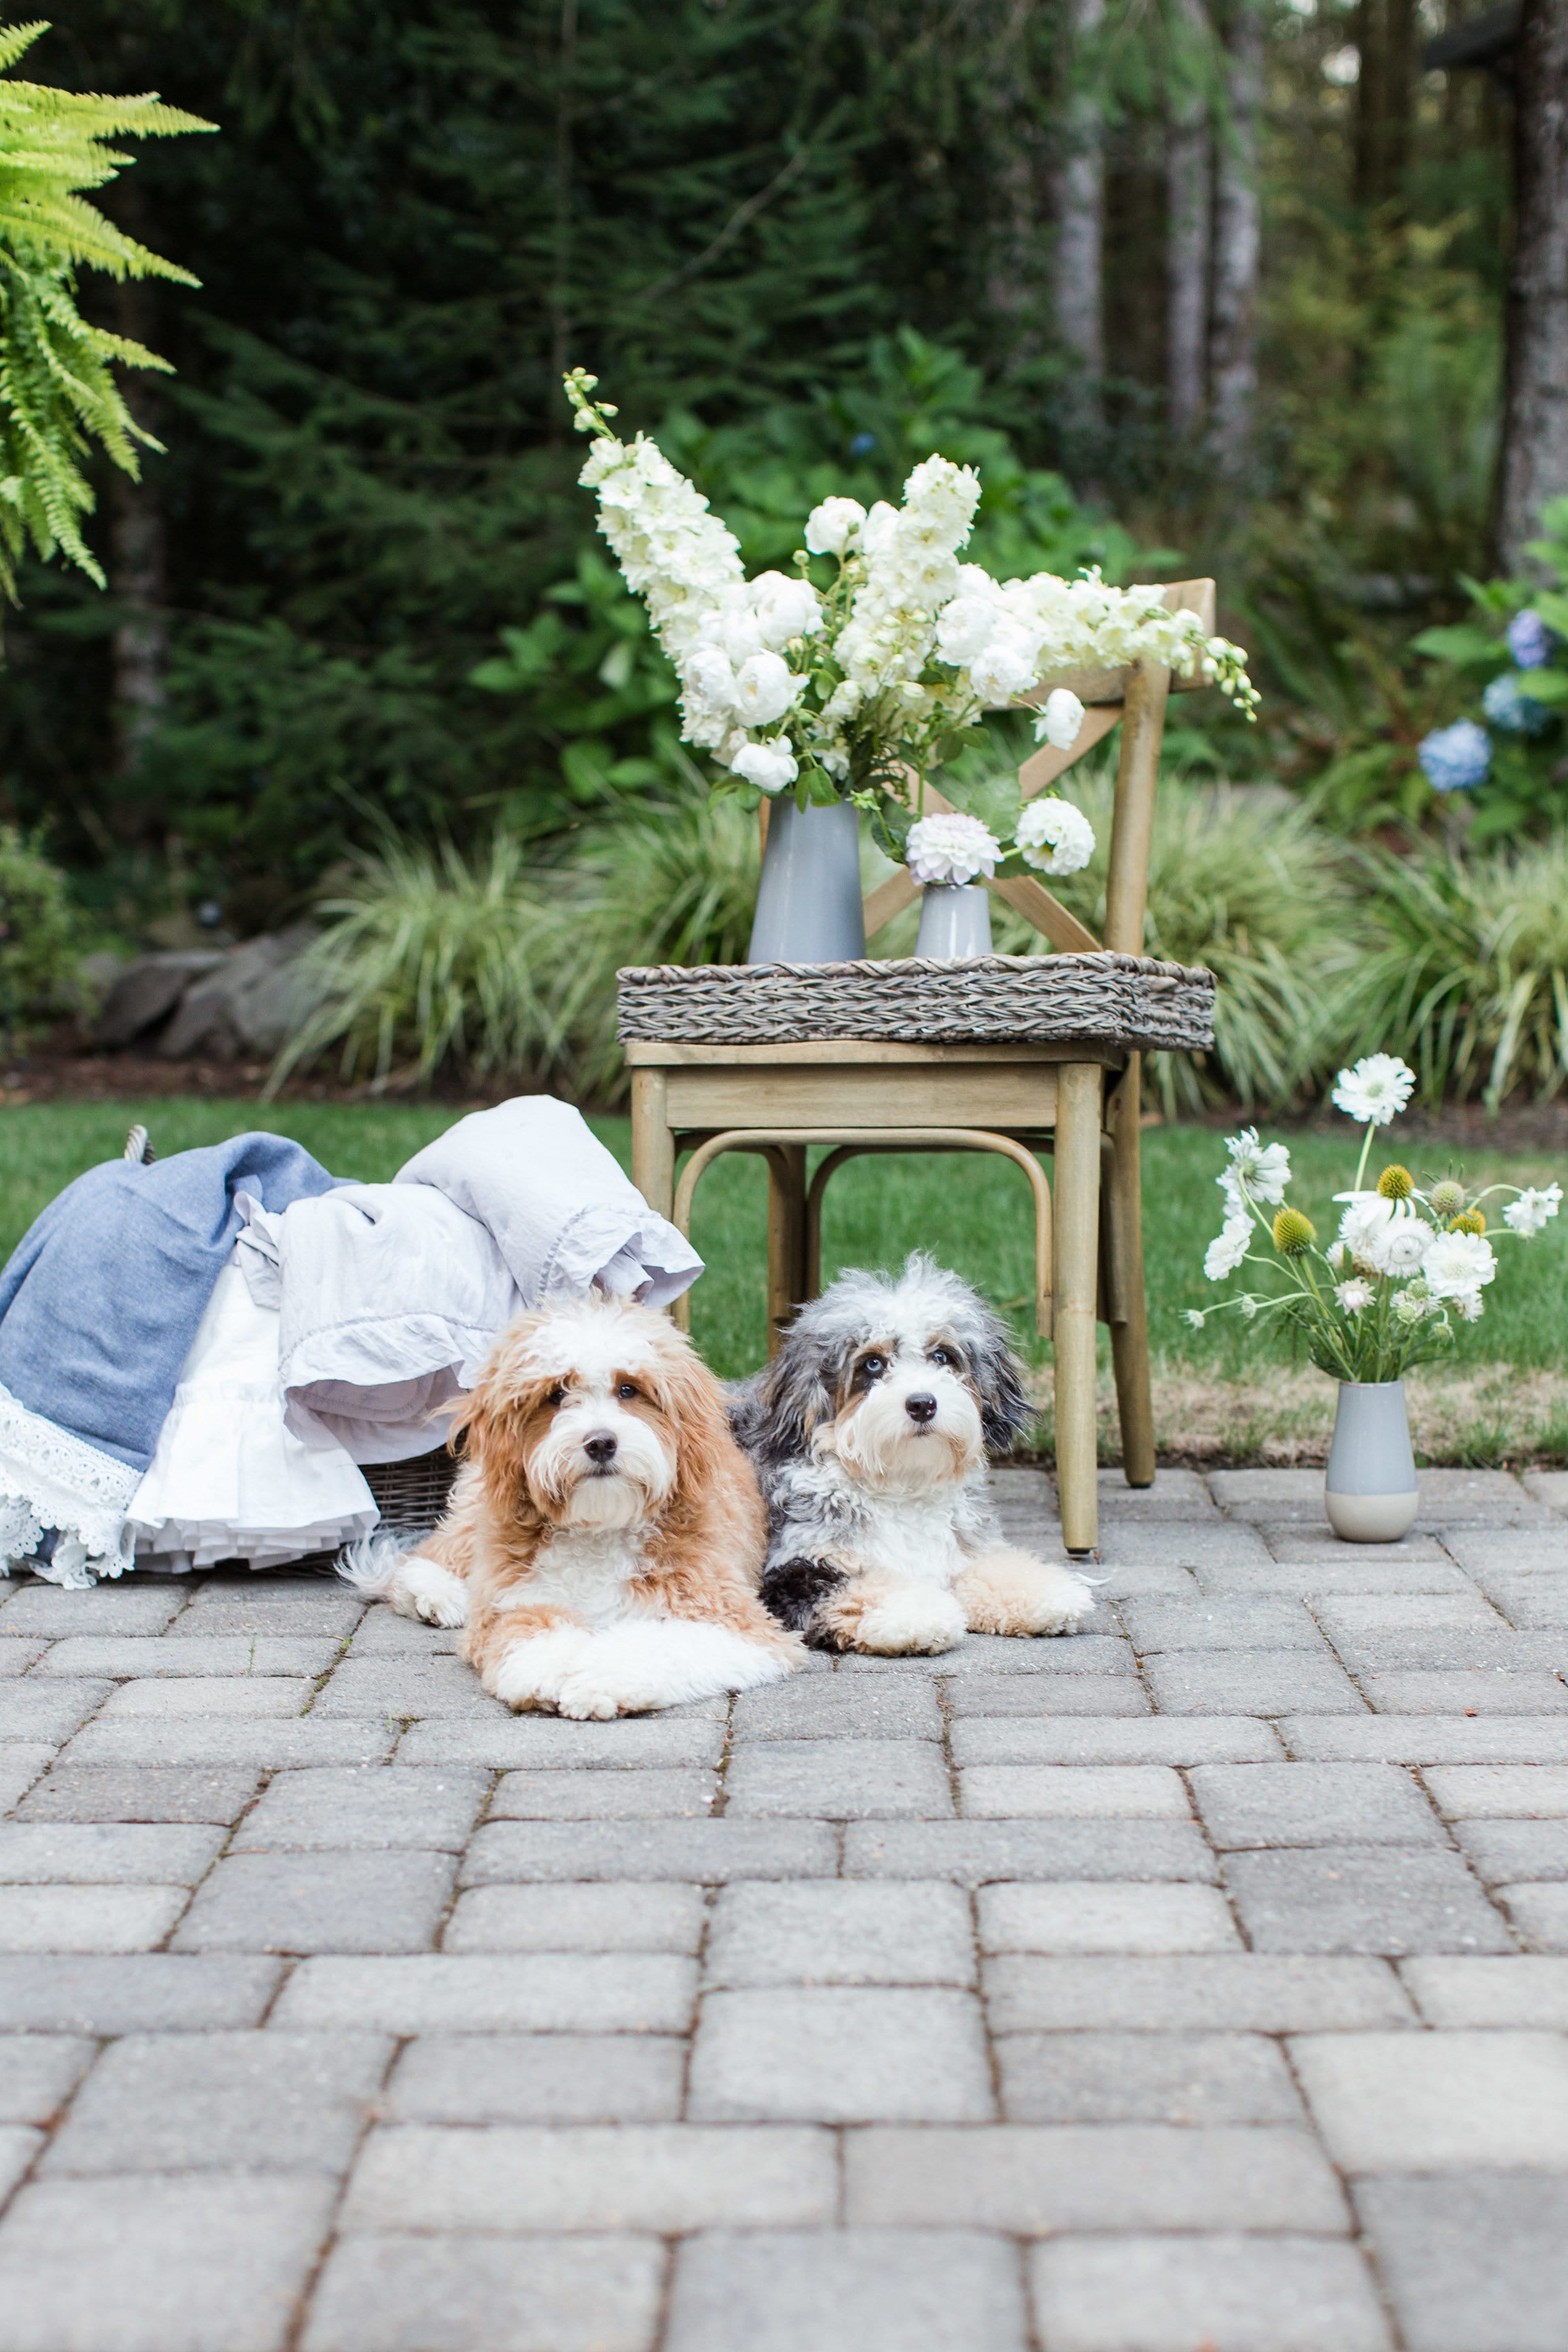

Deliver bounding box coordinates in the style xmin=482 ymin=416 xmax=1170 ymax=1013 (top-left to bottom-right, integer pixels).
xmin=583 ymin=1430 xmax=619 ymax=1465
xmin=905 ymin=1392 xmax=938 ymax=1425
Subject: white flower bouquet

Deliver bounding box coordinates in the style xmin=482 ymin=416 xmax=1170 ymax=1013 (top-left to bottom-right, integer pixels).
xmin=1188 ymin=1054 xmax=1561 ymax=1382
xmin=564 ymin=368 xmax=1256 ymax=872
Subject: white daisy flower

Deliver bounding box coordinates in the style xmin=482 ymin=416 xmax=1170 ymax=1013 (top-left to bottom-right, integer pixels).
xmin=1503 ymin=1183 xmax=1563 ymax=1236
xmin=1422 ymin=1228 xmax=1497 ymax=1299
xmin=1331 ymin=1054 xmax=1417 ymax=1125
xmin=1220 ymin=1128 xmax=1292 ymax=1208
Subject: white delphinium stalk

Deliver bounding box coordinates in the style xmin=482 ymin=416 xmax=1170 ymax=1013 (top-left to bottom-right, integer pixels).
xmin=1015 ymin=795 xmax=1095 ymax=876
xmin=905 ymin=811 xmax=1002 ymax=886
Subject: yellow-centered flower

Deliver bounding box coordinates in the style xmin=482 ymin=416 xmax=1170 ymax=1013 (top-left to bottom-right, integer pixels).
xmin=1377 ymin=1164 xmax=1414 ymax=1200
xmin=1272 ymin=1207 xmax=1316 ymax=1256
xmin=1449 ymin=1209 xmax=1486 ymax=1235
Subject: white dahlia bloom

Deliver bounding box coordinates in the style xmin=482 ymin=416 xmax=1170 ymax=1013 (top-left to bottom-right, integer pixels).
xmin=1422 ymin=1228 xmax=1497 ymax=1299
xmin=1331 ymin=1054 xmax=1416 ymax=1125
xmin=1034 ymin=689 xmax=1086 ymax=751
xmin=732 ymin=651 xmax=803 ymax=727
xmin=1204 ymin=1215 xmax=1252 ymax=1282
xmin=730 ymin=738 xmax=798 ymax=795
xmin=804 ymin=497 xmax=866 ymax=556
xmin=906 ymin=811 xmax=1001 ymax=887
xmin=1015 ymin=795 xmax=1096 ymax=877
xmin=1503 ymin=1183 xmax=1563 ymax=1236
xmin=750 ymin=571 xmax=821 ymax=650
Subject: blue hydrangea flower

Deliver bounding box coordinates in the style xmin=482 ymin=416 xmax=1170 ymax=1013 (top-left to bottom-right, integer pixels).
xmin=1417 ymin=717 xmax=1491 ymax=793
xmin=1482 ymin=671 xmax=1553 ymax=736
xmin=1507 ymin=608 xmax=1555 ymax=670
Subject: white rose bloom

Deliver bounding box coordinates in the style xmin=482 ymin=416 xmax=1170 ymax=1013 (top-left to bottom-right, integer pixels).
xmin=1503 ymin=1183 xmax=1563 ymax=1235
xmin=1015 ymin=794 xmax=1096 ymax=877
xmin=1034 ymin=689 xmax=1086 ymax=752
xmin=1331 ymin=1053 xmax=1417 ymax=1125
xmin=1221 ymin=1128 xmax=1292 ymax=1207
xmin=732 ymin=651 xmax=804 ymax=726
xmin=804 ymin=497 xmax=866 ymax=557
xmin=859 ymin=502 xmax=900 ymax=563
xmin=1335 ymin=1279 xmax=1374 ymax=1315
xmin=934 ymin=590 xmax=1000 ymax=666
xmin=749 ymin=571 xmax=821 ymax=650
xmin=730 ymin=738 xmax=798 ymax=796
xmin=682 ymin=644 xmax=738 ymax=711
xmin=1422 ymin=1228 xmax=1497 ymax=1299
xmin=1204 ymin=1215 xmax=1252 ymax=1282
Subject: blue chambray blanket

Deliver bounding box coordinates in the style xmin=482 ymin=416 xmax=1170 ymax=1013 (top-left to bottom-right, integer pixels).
xmin=0 ymin=1134 xmax=341 ymax=1578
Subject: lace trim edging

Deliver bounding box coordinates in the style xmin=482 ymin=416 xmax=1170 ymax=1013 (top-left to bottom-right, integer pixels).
xmin=0 ymin=1380 xmax=140 ymax=1586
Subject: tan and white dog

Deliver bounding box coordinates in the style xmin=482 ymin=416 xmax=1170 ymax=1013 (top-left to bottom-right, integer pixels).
xmin=344 ymin=1295 xmax=800 ymax=1718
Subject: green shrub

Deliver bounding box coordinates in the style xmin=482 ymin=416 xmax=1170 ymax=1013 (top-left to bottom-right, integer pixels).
xmin=0 ymin=826 xmax=80 ymax=1045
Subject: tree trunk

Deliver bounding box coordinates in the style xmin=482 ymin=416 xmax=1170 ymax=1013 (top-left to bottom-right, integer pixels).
xmin=1053 ymin=0 xmax=1106 ymax=440
xmin=1207 ymin=0 xmax=1264 ymax=478
xmin=1353 ymin=0 xmax=1416 ymax=206
xmin=107 ymin=233 xmax=168 ymax=781
xmin=982 ymin=0 xmax=1044 ymax=363
xmin=1166 ymin=0 xmax=1213 ymax=438
xmin=1496 ymin=0 xmax=1568 ymax=570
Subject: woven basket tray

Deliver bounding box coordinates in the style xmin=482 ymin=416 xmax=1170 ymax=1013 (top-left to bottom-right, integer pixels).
xmin=617 ymin=951 xmax=1215 ymax=1052
xmin=363 ymin=1448 xmax=458 ymax=1531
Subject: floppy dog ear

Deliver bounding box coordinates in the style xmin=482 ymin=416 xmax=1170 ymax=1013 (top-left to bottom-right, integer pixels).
xmin=649 ymin=1323 xmax=737 ymax=1494
xmin=745 ymin=1324 xmax=841 ymax=1465
xmin=973 ymin=1327 xmax=1034 ymax=1457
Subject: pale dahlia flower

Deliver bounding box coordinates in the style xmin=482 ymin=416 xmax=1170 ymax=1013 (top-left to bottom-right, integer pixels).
xmin=1015 ymin=795 xmax=1096 ymax=876
xmin=1331 ymin=1054 xmax=1417 ymax=1125
xmin=906 ymin=811 xmax=1002 ymax=887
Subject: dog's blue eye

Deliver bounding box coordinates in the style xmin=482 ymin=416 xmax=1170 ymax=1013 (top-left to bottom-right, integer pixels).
xmin=863 ymin=1355 xmax=885 ymax=1377
xmin=930 ymin=1347 xmax=952 ymax=1366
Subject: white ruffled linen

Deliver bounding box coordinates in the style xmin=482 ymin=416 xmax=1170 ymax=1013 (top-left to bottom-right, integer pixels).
xmin=0 ymin=1382 xmax=140 ymax=1585
xmin=127 ymin=1261 xmax=379 ymax=1569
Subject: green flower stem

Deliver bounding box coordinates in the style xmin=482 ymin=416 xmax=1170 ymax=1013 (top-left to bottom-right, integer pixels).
xmin=1352 ymin=1120 xmax=1376 ymax=1196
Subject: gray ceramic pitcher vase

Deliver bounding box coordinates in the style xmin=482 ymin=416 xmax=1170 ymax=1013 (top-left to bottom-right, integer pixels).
xmin=1324 ymin=1379 xmax=1419 ymax=1543
xmin=915 ymin=883 xmax=994 ymax=958
xmin=746 ymin=796 xmax=866 ymax=966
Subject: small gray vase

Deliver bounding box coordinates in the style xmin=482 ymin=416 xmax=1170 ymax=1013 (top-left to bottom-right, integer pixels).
xmin=1324 ymin=1380 xmax=1419 ymax=1542
xmin=747 ymin=796 xmax=866 ymax=966
xmin=915 ymin=883 xmax=994 ymax=958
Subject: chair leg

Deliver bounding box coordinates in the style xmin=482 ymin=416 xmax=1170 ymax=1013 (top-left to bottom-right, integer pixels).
xmin=1053 ymin=1062 xmax=1102 ymax=1554
xmin=766 ymin=1144 xmax=808 ymax=1354
xmin=1105 ymin=1056 xmax=1156 ymax=1488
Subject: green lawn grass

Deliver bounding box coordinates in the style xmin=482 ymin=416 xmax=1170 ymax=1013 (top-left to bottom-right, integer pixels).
xmin=3 ymin=1100 xmax=1563 ymax=1460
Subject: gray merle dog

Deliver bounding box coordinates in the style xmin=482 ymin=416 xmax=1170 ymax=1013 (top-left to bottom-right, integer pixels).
xmin=731 ymin=1254 xmax=1096 ymax=1656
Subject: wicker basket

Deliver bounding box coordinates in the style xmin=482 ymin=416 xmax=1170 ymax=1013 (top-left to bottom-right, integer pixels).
xmin=617 ymin=949 xmax=1215 ymax=1052
xmin=363 ymin=1448 xmax=457 ymax=1531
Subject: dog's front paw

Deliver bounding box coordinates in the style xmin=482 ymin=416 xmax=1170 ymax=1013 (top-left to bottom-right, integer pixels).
xmin=388 ymin=1556 xmax=468 ymax=1629
xmin=847 ymin=1581 xmax=966 ymax=1656
xmin=956 ymin=1548 xmax=1096 ymax=1637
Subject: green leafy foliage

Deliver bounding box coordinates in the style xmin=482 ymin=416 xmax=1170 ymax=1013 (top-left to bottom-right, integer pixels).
xmin=0 ymin=819 xmax=79 ymax=1041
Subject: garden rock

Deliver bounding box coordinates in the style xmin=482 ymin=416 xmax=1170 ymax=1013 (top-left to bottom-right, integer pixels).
xmin=93 ymin=953 xmax=225 ymax=1049
xmin=155 ymin=926 xmax=317 ymax=1061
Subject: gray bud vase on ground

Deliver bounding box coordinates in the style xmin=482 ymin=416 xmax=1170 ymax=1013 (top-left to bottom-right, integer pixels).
xmin=915 ymin=883 xmax=994 ymax=959
xmin=746 ymin=796 xmax=866 ymax=966
xmin=1324 ymin=1380 xmax=1419 ymax=1542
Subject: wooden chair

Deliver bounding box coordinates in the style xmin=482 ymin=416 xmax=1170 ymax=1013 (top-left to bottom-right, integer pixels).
xmin=627 ymin=579 xmax=1215 ymax=1554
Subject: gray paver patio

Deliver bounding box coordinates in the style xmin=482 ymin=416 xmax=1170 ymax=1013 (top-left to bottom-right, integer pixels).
xmin=5 ymin=1461 xmax=1568 ymax=2347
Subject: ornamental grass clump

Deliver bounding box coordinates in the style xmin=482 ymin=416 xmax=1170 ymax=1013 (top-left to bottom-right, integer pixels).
xmin=1187 ymin=1053 xmax=1563 ymax=1382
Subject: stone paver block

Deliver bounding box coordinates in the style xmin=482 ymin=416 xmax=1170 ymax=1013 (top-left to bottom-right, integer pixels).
xmin=0 ymin=1953 xmax=282 ymax=2032
xmin=732 ymin=1677 xmax=944 ymax=1737
xmin=1226 ymin=1844 xmax=1512 ymax=1955
xmin=1424 ymin=1764 xmax=1568 ymax=1817
xmin=952 ymin=1715 xmax=1284 ymax=1765
xmin=1191 ymin=1762 xmax=1443 ymax=1849
xmin=1145 ymin=1649 xmax=1365 ymax=1715
xmin=1478 ymin=1580 xmax=1568 ymax=1630
xmin=1 ymin=1680 xmax=112 ymax=1742
xmin=1029 ymin=2233 xmax=1392 ymax=2352
xmin=844 ymin=1820 xmax=1218 ymax=1884
xmin=1296 ymin=2028 xmax=1568 ymax=2171
xmin=1329 ymin=1629 xmax=1563 ymax=1672
xmin=1284 ymin=1717 xmax=1568 ymax=1763
xmin=1209 ymin=1469 xmax=1325 ymax=1520
xmin=1457 ymin=1819 xmax=1568 ymax=1882
xmin=1499 ymin=1882 xmax=1568 ymax=1949
xmin=0 ymin=2123 xmax=40 ymax=2198
xmin=385 ymin=2033 xmax=687 ymax=2123
xmin=1356 ymin=2174 xmax=1568 ymax=2352
xmin=0 ymin=1821 xmax=224 ymax=1882
xmin=100 ymin=1676 xmax=314 ymax=1718
xmin=0 ymin=1746 xmax=52 ymax=1813
xmin=959 ymin=1765 xmax=1191 ymax=1818
xmin=0 ymin=1586 xmax=186 ymax=1636
xmin=1523 ymin=1471 xmax=1568 ymax=1512
xmin=442 ymin=1882 xmax=706 ymax=1953
xmin=172 ymin=1575 xmax=365 ymax=1635
xmin=946 ymin=1675 xmax=1152 ymax=1716
xmin=463 ymin=1820 xmax=837 ymax=1882
xmin=1366 ymin=1670 xmax=1568 ymax=1714
xmin=665 ymin=2230 xmax=1030 ymax=2352
xmin=342 ymin=2122 xmax=837 ymax=2231
xmin=941 ymin=1649 xmax=1139 ymax=1708
xmin=0 ymin=2171 xmax=337 ymax=2352
xmin=64 ymin=1720 xmax=397 ymax=1768
xmin=233 ymin=1765 xmax=490 ymax=1851
xmin=840 ymin=1631 xmax=1106 ymax=1677
xmin=274 ymin=1952 xmax=696 ymax=2033
xmin=481 ymin=1767 xmax=718 ymax=1818
xmin=14 ymin=1765 xmax=262 ymax=1823
xmin=346 ymin=1610 xmax=462 ymax=1656
xmin=302 ymin=2232 xmax=664 ymax=2352
xmin=0 ymin=1638 xmax=47 ymax=1674
xmin=312 ymin=1657 xmax=509 ymax=1718
xmin=171 ymin=1849 xmax=455 ymax=1954
xmin=689 ymin=1985 xmax=993 ymax=2121
xmin=41 ymin=2029 xmax=391 ymax=2174
xmin=998 ymin=2031 xmax=1301 ymax=2125
xmin=704 ymin=1881 xmax=975 ymax=1987
xmin=1401 ymin=1956 xmax=1568 ymax=2028
xmin=0 ymin=2033 xmax=94 ymax=2122
xmin=1316 ymin=1593 xmax=1506 ymax=1630
xmin=0 ymin=1884 xmax=189 ymax=1952
xmin=723 ymin=1739 xmax=953 ymax=1819
xmin=39 ymin=1635 xmax=343 ymax=1678
xmin=1420 ymin=1469 xmax=1554 ymax=1524
xmin=977 ymin=1881 xmax=1239 ymax=1954
xmin=983 ymin=1953 xmax=1413 ymax=2033
xmin=844 ymin=2123 xmax=1348 ymax=2232
xmin=405 ymin=1719 xmax=726 ymax=1769
xmin=1442 ymin=1530 xmax=1568 ymax=1574
xmin=1096 ymin=1522 xmax=1267 ymax=1564
xmin=1120 ymin=1596 xmax=1328 ymax=1652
